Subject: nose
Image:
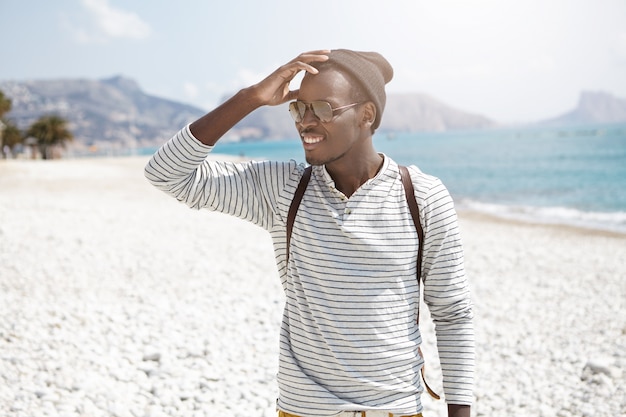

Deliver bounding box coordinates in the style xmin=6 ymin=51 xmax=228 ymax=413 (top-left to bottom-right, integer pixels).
xmin=299 ymin=105 xmax=319 ymax=128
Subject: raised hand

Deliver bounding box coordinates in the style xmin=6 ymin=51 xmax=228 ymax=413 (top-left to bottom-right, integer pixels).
xmin=251 ymin=50 xmax=330 ymax=107
xmin=189 ymin=50 xmax=330 ymax=145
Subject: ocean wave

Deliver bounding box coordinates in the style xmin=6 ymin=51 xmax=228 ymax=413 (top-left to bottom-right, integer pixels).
xmin=457 ymin=199 xmax=626 ymax=235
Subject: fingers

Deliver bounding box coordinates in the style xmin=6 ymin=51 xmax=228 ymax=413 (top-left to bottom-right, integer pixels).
xmin=253 ymin=50 xmax=330 ymax=106
xmin=271 ymin=50 xmax=329 ymax=88
xmin=299 ymin=49 xmax=332 ymax=55
xmin=285 ymin=89 xmax=299 ymax=102
xmin=293 ymin=49 xmax=332 ymax=62
xmin=288 ymin=50 xmax=331 ymax=75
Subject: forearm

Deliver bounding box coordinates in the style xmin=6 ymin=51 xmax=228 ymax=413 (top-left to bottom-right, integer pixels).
xmin=189 ymin=86 xmax=262 ymax=146
xmin=433 ymin=313 xmax=474 ymax=405
xmin=448 ymin=404 xmax=470 ymax=417
xmin=143 ymin=126 xmax=215 ymax=206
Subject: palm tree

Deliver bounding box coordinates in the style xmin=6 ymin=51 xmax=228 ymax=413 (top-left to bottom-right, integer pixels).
xmin=0 ymin=90 xmax=11 ymax=118
xmin=0 ymin=91 xmax=12 ymax=157
xmin=1 ymin=119 xmax=23 ymax=158
xmin=26 ymin=115 xmax=73 ymax=159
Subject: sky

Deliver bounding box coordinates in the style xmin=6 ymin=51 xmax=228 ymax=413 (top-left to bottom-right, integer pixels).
xmin=1 ymin=0 xmax=625 ymax=123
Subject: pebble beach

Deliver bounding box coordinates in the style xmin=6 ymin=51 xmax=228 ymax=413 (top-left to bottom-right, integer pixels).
xmin=0 ymin=156 xmax=624 ymax=417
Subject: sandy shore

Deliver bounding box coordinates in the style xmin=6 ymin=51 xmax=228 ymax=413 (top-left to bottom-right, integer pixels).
xmin=1 ymin=156 xmax=624 ymax=417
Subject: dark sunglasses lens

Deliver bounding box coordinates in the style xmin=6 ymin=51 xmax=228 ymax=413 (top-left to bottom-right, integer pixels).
xmin=311 ymin=101 xmax=333 ymax=122
xmin=289 ymin=101 xmax=334 ymax=123
xmin=288 ymin=102 xmax=304 ymax=122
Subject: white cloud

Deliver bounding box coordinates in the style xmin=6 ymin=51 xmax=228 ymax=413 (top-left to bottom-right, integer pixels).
xmin=235 ymin=68 xmax=265 ymax=87
xmin=65 ymin=0 xmax=152 ymax=44
xmin=182 ymin=82 xmax=199 ymax=99
xmin=204 ymin=81 xmax=225 ymax=94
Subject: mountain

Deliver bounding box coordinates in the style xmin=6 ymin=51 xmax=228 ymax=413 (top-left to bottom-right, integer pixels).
xmin=542 ymin=91 xmax=626 ymax=125
xmin=1 ymin=76 xmax=495 ymax=148
xmin=380 ymin=93 xmax=495 ymax=132
xmin=0 ymin=76 xmax=206 ymax=150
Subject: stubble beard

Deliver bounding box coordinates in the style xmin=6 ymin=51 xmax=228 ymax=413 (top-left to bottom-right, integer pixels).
xmin=304 ymin=149 xmax=348 ymax=167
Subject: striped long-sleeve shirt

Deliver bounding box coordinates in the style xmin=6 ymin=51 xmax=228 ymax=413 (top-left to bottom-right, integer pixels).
xmin=144 ymin=125 xmax=474 ymax=417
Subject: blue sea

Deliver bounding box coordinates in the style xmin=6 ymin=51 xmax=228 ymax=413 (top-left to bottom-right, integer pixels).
xmin=143 ymin=123 xmax=626 ymax=234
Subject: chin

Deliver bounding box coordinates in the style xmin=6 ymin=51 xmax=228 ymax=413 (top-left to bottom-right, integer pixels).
xmin=304 ymin=155 xmax=324 ymax=166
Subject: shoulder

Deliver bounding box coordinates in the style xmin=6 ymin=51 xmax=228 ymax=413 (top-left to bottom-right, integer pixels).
xmin=387 ymin=157 xmax=445 ymax=196
xmin=255 ymin=159 xmax=309 ymax=196
xmin=393 ymin=161 xmax=456 ymax=219
xmin=404 ymin=165 xmax=443 ymax=193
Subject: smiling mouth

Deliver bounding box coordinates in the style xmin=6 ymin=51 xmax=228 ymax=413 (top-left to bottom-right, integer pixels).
xmin=301 ymin=134 xmax=324 ymax=145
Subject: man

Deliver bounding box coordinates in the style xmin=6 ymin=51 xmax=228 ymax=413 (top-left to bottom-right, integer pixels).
xmin=145 ymin=49 xmax=474 ymax=417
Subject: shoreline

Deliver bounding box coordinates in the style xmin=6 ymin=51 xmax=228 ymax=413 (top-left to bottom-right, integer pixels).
xmin=457 ymin=207 xmax=626 ymax=239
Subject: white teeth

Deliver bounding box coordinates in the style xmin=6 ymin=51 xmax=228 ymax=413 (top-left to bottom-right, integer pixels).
xmin=302 ymin=135 xmax=324 ymax=144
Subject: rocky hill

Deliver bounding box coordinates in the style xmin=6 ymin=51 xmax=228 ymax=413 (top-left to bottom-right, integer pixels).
xmin=542 ymin=91 xmax=626 ymax=125
xmin=381 ymin=93 xmax=495 ymax=132
xmin=0 ymin=76 xmax=206 ymax=151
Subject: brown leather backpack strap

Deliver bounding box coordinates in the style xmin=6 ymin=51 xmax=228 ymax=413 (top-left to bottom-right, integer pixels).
xmin=399 ymin=165 xmax=441 ymax=400
xmin=286 ymin=166 xmax=313 ymax=264
xmin=399 ymin=165 xmax=424 ymax=284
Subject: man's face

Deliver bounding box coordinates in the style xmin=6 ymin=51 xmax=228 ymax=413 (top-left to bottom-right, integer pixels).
xmin=296 ymin=69 xmax=367 ymax=167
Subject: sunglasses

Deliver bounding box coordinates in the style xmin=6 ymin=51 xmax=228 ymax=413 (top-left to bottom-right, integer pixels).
xmin=288 ymin=101 xmax=361 ymax=123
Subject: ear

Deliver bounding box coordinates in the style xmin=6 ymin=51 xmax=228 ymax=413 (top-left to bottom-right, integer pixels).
xmin=361 ymin=102 xmax=376 ymax=128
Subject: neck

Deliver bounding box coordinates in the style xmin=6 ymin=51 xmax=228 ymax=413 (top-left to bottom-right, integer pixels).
xmin=326 ymin=150 xmax=384 ymax=197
